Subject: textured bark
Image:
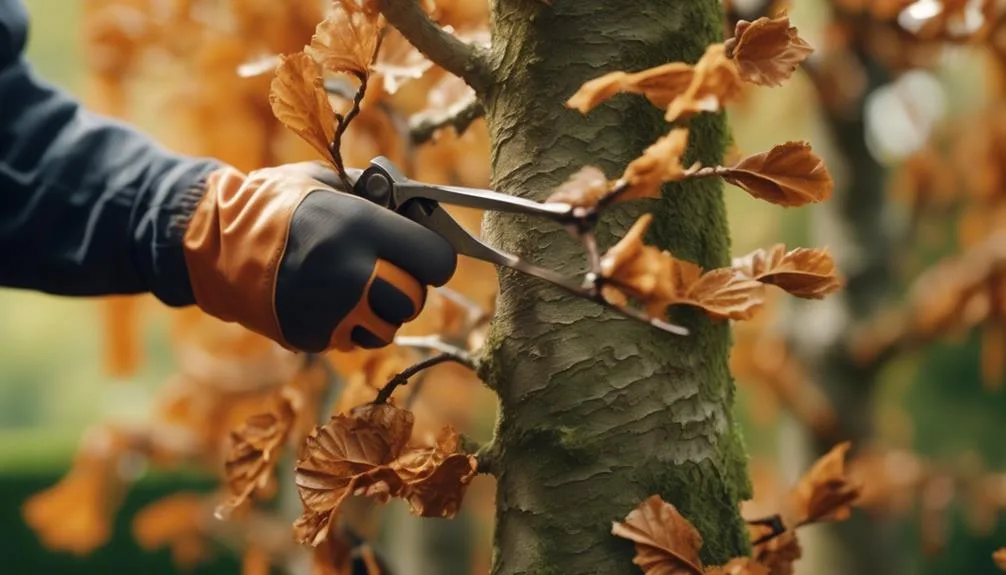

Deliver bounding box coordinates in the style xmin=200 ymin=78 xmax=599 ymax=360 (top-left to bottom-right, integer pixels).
xmin=779 ymin=46 xmax=901 ymax=575
xmin=479 ymin=1 xmax=751 ymax=573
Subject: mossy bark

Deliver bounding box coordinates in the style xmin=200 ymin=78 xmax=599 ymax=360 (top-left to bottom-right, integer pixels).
xmin=478 ymin=1 xmax=751 ymax=573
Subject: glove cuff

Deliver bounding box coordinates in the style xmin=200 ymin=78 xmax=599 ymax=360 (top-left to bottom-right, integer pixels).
xmin=182 ymin=166 xmax=319 ymax=349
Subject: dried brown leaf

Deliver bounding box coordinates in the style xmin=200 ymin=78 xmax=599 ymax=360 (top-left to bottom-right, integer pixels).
xmin=600 ymin=215 xmax=765 ymax=321
xmin=546 ymin=165 xmax=612 ymax=208
xmin=293 ymin=404 xmax=413 ymax=545
xmin=789 ymin=442 xmax=860 ymax=526
xmin=269 ymin=52 xmax=337 ymax=166
xmin=133 ymin=494 xmax=210 ymax=571
xmin=754 ymin=530 xmax=802 ymax=575
xmin=733 ymin=244 xmax=842 ymax=299
xmin=704 ymin=558 xmax=770 ymax=575
xmin=630 ymin=63 xmax=699 ymax=108
xmin=665 ymin=44 xmax=743 ymax=122
xmin=611 ymin=495 xmax=704 ymax=575
xmin=307 ymin=0 xmax=383 ymax=76
xmin=720 ymin=142 xmax=833 ymax=206
xmin=218 ymin=397 xmax=296 ymax=515
xmin=621 ymin=128 xmax=690 ymax=201
xmin=391 ymin=425 xmax=478 ymax=518
xmin=726 ymin=15 xmax=814 ymax=87
xmin=566 ymin=63 xmax=695 ymax=113
xmin=678 ymin=267 xmax=766 ymax=321
xmin=566 ymin=71 xmax=635 ymax=114
xmin=21 ymin=426 xmax=134 ymax=555
xmin=599 ymin=214 xmax=676 ymax=312
xmin=994 ymin=548 xmax=1006 ymax=572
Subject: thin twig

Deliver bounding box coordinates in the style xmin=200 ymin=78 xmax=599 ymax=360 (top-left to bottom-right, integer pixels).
xmin=373 ymin=352 xmax=477 ymax=404
xmin=581 ymin=230 xmax=601 ymax=277
xmin=376 ymin=0 xmax=492 ymax=93
xmin=394 ymin=335 xmax=473 ymax=358
xmin=331 ymin=67 xmax=375 ymax=191
xmin=747 ymin=514 xmax=787 ymax=546
xmin=409 ymin=95 xmax=485 ymax=144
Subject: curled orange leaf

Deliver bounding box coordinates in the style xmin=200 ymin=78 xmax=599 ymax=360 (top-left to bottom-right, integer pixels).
xmin=726 ymin=15 xmax=814 ymax=87
xmin=307 ymin=0 xmax=383 ymax=76
xmin=994 ymin=548 xmax=1006 ymax=572
xmin=269 ymin=52 xmax=337 ymax=166
xmin=753 ymin=530 xmax=802 ymax=575
xmin=621 ymin=128 xmax=690 ymax=201
xmin=218 ymin=396 xmax=297 ymax=516
xmin=391 ymin=425 xmax=478 ymax=518
xmin=294 ymin=403 xmax=413 ymax=545
xmin=789 ymin=442 xmax=861 ymax=526
xmin=600 ymin=215 xmax=764 ymax=321
xmin=566 ymin=62 xmax=695 ymax=113
xmin=133 ymin=494 xmax=210 ymax=571
xmin=612 ymin=495 xmax=704 ymax=575
xmin=665 ymin=44 xmax=743 ymax=122
xmin=733 ymin=244 xmax=842 ymax=299
xmin=720 ymin=142 xmax=833 ymax=206
xmin=546 ymin=165 xmax=612 ymax=208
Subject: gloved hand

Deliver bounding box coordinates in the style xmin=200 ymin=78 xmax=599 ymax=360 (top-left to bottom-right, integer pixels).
xmin=181 ymin=162 xmax=458 ymax=353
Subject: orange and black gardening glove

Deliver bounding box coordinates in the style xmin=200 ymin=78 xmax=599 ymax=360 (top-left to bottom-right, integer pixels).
xmin=180 ymin=162 xmax=458 ymax=353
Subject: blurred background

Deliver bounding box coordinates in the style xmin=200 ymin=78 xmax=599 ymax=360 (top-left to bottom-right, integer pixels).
xmin=4 ymin=0 xmax=1006 ymax=573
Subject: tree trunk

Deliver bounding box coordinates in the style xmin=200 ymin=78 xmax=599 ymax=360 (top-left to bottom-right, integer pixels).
xmin=478 ymin=2 xmax=752 ymax=573
xmin=780 ymin=45 xmax=900 ymax=575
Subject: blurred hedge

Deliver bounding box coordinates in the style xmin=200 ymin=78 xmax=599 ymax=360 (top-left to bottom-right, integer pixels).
xmin=0 ymin=469 xmax=239 ymax=574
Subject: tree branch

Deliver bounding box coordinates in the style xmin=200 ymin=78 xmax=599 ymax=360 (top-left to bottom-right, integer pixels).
xmin=373 ymin=351 xmax=477 ymax=404
xmin=409 ymin=95 xmax=485 ymax=144
xmin=849 ymin=232 xmax=1006 ymax=368
xmin=376 ymin=0 xmax=492 ymax=94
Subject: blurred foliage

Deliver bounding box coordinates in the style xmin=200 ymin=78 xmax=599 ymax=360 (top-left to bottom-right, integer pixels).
xmin=0 ymin=470 xmax=239 ymax=573
xmin=4 ymin=0 xmax=1006 ymax=574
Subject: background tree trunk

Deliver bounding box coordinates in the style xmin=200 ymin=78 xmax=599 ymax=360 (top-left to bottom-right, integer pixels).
xmin=478 ymin=1 xmax=752 ymax=573
xmin=779 ymin=45 xmax=900 ymax=575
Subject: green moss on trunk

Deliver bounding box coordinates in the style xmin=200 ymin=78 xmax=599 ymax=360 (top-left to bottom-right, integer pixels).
xmin=479 ymin=1 xmax=751 ymax=573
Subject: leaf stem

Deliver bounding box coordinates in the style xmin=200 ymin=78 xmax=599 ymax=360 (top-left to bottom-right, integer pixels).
xmin=747 ymin=514 xmax=787 ymax=546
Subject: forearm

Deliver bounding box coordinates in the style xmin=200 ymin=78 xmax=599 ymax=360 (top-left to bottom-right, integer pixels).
xmin=0 ymin=57 xmax=223 ymax=305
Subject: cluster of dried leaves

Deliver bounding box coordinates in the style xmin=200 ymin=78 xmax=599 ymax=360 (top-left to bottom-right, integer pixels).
xmin=613 ymin=443 xmax=860 ymax=575
xmin=838 ymin=1 xmax=1006 ymax=387
xmin=269 ymin=0 xmax=395 ymax=186
xmin=292 ymin=403 xmax=477 ymax=545
xmin=49 ymin=1 xmax=1006 ymax=574
xmin=30 ymin=1 xmax=498 ymax=573
xmin=548 ymin=14 xmax=842 ymax=325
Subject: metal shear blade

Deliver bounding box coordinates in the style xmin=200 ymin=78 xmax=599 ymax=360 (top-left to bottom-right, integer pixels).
xmin=350 ymin=156 xmax=689 ymax=336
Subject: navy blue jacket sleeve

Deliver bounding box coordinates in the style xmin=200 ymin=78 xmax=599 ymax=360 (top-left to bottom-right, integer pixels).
xmin=0 ymin=0 xmax=224 ymax=306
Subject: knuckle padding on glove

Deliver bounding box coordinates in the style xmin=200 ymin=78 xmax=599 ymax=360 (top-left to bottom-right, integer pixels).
xmin=275 ymin=192 xmax=377 ymax=351
xmin=370 ymin=205 xmax=459 ymax=287
xmin=183 ymin=170 xmax=451 ymax=354
xmin=276 ymin=191 xmax=426 ymax=352
xmin=327 ymin=259 xmax=424 ymax=351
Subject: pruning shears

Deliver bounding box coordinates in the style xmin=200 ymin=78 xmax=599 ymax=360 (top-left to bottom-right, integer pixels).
xmin=345 ymin=156 xmax=690 ymax=336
